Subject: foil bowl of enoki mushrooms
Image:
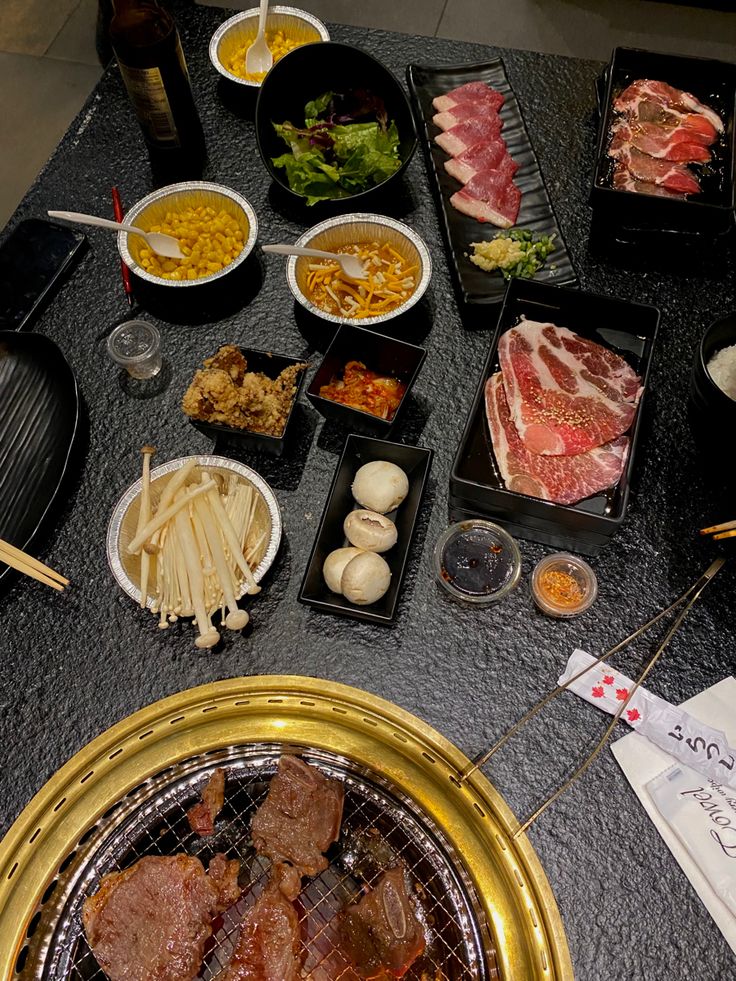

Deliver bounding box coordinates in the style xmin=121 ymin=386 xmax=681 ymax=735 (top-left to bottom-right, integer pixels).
xmin=107 ymin=452 xmax=281 ymax=648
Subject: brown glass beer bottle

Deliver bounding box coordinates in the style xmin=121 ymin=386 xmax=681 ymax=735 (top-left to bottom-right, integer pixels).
xmin=109 ymin=0 xmax=206 ymax=183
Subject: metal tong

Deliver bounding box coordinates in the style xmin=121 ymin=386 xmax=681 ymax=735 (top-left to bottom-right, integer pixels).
xmin=460 ymin=557 xmax=726 ymax=838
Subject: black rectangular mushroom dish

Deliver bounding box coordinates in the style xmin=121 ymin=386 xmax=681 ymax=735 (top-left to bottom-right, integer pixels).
xmin=450 ymin=279 xmax=659 ymax=556
xmin=299 ymin=435 xmax=433 ymax=625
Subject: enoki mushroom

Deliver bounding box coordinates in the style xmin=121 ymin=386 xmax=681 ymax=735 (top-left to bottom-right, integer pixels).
xmin=128 ymin=459 xmax=268 ymax=648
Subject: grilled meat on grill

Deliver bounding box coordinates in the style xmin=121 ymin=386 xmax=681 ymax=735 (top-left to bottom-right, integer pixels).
xmin=83 ymin=853 xmax=240 ymax=981
xmin=221 ymin=863 xmax=303 ymax=981
xmin=251 ymin=756 xmax=344 ymax=876
xmin=340 ymin=866 xmax=426 ymax=979
xmin=187 ymin=767 xmax=226 ymax=837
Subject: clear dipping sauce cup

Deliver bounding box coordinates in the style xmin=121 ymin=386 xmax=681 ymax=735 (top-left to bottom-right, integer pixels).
xmin=107 ymin=320 xmax=162 ymax=379
xmin=434 ymin=519 xmax=522 ymax=605
xmin=531 ymin=553 xmax=597 ymax=618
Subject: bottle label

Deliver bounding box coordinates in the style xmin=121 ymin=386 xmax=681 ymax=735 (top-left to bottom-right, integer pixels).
xmin=118 ymin=60 xmax=180 ymax=146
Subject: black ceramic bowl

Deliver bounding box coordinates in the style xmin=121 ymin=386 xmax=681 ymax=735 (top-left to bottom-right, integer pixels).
xmin=691 ymin=312 xmax=736 ymax=424
xmin=188 ymin=347 xmax=308 ymax=456
xmin=306 ymin=324 xmax=426 ymax=437
xmin=255 ymin=41 xmax=417 ymax=206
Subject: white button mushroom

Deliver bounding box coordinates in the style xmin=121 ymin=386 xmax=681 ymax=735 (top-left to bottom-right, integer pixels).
xmin=323 ymin=546 xmax=364 ymax=594
xmin=351 ymin=461 xmax=409 ymax=514
xmin=344 ymin=510 xmax=398 ymax=553
xmin=341 ymin=552 xmax=391 ymax=605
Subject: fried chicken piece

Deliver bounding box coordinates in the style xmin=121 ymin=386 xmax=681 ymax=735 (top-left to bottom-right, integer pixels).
xmin=182 ymin=367 xmax=243 ymax=425
xmin=187 ymin=768 xmax=226 ymax=837
xmin=205 ymin=345 xmax=248 ymax=386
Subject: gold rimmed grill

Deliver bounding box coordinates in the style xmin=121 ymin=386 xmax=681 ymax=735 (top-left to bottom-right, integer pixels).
xmin=32 ymin=747 xmax=496 ymax=981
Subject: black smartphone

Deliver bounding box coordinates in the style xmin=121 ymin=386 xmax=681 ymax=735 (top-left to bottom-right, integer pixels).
xmin=0 ymin=218 xmax=88 ymax=331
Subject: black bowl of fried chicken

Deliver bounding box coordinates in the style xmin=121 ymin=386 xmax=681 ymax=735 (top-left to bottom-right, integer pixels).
xmin=182 ymin=344 xmax=308 ymax=456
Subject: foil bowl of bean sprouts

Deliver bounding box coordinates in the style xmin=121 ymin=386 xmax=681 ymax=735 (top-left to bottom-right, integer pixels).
xmin=106 ymin=454 xmax=281 ymax=648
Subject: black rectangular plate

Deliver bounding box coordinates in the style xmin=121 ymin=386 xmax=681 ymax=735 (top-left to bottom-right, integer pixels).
xmin=299 ymin=436 xmax=433 ymax=624
xmin=591 ymin=47 xmax=736 ymax=234
xmin=407 ymin=60 xmax=577 ymax=307
xmin=450 ymin=279 xmax=660 ymax=551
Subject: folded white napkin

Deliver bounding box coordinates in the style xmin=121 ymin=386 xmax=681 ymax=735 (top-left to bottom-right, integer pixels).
xmin=611 ymin=677 xmax=736 ymax=954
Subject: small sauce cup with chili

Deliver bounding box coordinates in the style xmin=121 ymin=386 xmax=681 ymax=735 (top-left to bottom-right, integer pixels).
xmin=434 ymin=520 xmax=521 ymax=605
xmin=531 ymin=553 xmax=597 ymax=618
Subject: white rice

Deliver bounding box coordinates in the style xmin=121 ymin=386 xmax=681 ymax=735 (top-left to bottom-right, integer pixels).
xmin=707 ymin=343 xmax=736 ymax=402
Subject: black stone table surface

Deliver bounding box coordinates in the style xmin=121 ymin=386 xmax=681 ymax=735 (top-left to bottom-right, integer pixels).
xmin=1 ymin=5 xmax=735 ymax=980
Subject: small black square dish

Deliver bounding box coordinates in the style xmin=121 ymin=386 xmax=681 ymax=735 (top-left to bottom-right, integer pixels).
xmin=187 ymin=347 xmax=308 ymax=457
xmin=406 ymin=60 xmax=577 ymax=309
xmin=591 ymin=47 xmax=736 ymax=235
xmin=299 ymin=435 xmax=433 ymax=625
xmin=306 ymin=325 xmax=426 ymax=437
xmin=450 ymin=279 xmax=660 ymax=555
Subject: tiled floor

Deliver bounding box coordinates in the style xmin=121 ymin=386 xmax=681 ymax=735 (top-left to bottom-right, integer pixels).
xmin=0 ymin=0 xmax=733 ymax=230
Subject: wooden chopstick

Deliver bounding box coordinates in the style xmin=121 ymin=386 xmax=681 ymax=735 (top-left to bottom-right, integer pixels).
xmin=714 ymin=528 xmax=736 ymax=541
xmin=0 ymin=539 xmax=69 ymax=589
xmin=700 ymin=518 xmax=736 ymax=535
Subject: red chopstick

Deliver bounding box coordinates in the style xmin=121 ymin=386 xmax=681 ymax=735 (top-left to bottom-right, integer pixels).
xmin=112 ymin=186 xmax=134 ymax=307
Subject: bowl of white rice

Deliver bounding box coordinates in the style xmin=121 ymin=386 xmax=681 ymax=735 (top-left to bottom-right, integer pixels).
xmin=691 ymin=312 xmax=736 ymax=424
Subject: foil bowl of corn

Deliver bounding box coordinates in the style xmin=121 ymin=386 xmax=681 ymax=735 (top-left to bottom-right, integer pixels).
xmin=209 ymin=6 xmax=330 ymax=88
xmin=117 ymin=181 xmax=258 ymax=288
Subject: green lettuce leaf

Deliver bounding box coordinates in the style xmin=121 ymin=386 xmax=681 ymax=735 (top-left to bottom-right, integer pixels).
xmin=271 ymin=150 xmax=345 ymax=206
xmin=304 ymin=91 xmax=333 ymax=127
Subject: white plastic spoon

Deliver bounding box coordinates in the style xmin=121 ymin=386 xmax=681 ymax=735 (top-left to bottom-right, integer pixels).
xmin=263 ymin=243 xmax=368 ymax=279
xmin=47 ymin=210 xmax=185 ymax=259
xmin=245 ymin=0 xmax=273 ymax=76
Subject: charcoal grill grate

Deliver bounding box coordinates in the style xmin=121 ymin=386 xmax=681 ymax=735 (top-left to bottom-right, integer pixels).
xmin=30 ymin=744 xmax=498 ymax=981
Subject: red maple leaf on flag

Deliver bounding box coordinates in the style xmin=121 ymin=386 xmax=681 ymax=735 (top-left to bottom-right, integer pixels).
xmin=592 ymin=686 xmax=604 ymax=698
xmin=603 ymin=675 xmax=614 ymax=685
xmin=615 ymin=688 xmax=629 ymax=701
xmin=627 ymin=708 xmax=641 ymax=722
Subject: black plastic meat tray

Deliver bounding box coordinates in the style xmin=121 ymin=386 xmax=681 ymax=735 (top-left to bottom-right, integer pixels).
xmin=449 ymin=279 xmax=660 ymax=556
xmin=406 ymin=60 xmax=577 ymax=311
xmin=591 ymin=46 xmax=736 ymax=235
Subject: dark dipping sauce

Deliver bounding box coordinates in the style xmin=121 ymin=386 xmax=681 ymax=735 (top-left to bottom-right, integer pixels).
xmin=440 ymin=525 xmax=515 ymax=597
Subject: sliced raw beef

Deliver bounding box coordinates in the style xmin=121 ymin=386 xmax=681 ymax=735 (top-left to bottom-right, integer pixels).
xmin=340 ymin=866 xmax=426 ymax=979
xmin=435 ymin=115 xmax=504 ymax=156
xmin=221 ymin=864 xmax=303 ymax=981
xmin=485 ymin=374 xmax=630 ymax=506
xmin=444 ymin=139 xmax=518 ymax=183
xmin=615 ymin=79 xmax=723 ymax=136
xmin=612 ymin=162 xmax=684 ymax=197
xmin=82 ymin=854 xmax=240 ymax=981
xmin=450 ymin=171 xmax=521 ymax=227
xmin=610 ymin=119 xmax=711 ymax=164
xmin=497 ymin=319 xmax=641 ymax=456
xmin=432 ymin=101 xmax=499 ymax=131
xmin=432 ymin=81 xmax=504 ymax=114
xmin=251 ymin=756 xmax=344 ymax=877
xmin=613 ymin=145 xmax=700 ymax=195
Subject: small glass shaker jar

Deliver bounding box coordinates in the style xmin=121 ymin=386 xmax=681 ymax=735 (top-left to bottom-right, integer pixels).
xmin=107 ymin=320 xmax=162 ymax=379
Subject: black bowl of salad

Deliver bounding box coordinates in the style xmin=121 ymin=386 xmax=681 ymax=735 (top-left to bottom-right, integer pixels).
xmin=255 ymin=42 xmax=417 ymax=207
